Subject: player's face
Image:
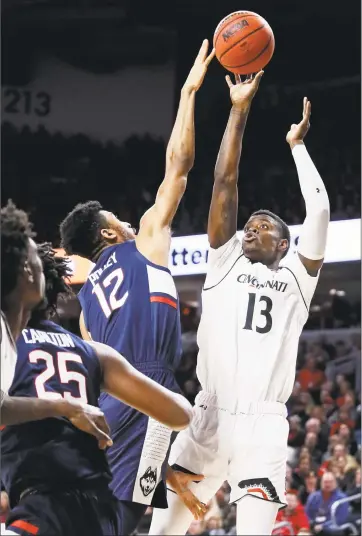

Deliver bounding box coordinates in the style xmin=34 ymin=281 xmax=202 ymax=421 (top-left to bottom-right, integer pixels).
xmin=100 ymin=210 xmax=136 ymax=243
xmin=242 ymin=215 xmax=288 ymax=265
xmin=21 ymin=238 xmax=45 ymax=309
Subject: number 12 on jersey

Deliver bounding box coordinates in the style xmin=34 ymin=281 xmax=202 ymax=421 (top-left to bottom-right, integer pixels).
xmin=92 ymin=268 xmax=129 ymax=318
xmin=243 ymin=292 xmax=273 ymax=334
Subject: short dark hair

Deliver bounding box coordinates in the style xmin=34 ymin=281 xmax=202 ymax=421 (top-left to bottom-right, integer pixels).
xmin=251 ymin=209 xmax=291 ymax=258
xmin=1 ymin=200 xmax=34 ymax=303
xmin=30 ymin=243 xmax=73 ymax=325
xmin=59 ymin=201 xmax=105 ymax=259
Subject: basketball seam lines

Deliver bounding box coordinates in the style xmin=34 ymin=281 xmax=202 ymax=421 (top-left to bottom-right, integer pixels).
xmin=223 ymin=35 xmax=272 ymax=69
xmin=219 ymin=24 xmax=266 ymax=62
xmin=214 ymin=14 xmax=258 ymax=47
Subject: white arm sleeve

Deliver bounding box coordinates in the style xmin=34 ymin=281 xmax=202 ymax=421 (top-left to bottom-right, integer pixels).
xmin=292 ymin=143 xmax=330 ymax=261
xmin=205 ymin=234 xmax=244 ymax=288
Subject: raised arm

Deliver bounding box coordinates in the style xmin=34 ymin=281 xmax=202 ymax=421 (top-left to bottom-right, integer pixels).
xmin=286 ymin=98 xmax=330 ymax=275
xmin=208 ymin=72 xmax=263 ymax=248
xmin=93 ymin=341 xmax=192 ymax=431
xmin=136 ymin=41 xmax=214 ymax=253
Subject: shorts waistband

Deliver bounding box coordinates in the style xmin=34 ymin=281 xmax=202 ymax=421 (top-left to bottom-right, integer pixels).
xmin=195 ymin=391 xmax=287 ymax=418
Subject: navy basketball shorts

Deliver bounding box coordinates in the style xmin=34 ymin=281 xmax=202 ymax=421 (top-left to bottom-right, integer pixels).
xmin=99 ymin=367 xmax=179 ymax=509
xmin=6 ymin=487 xmax=120 ymax=536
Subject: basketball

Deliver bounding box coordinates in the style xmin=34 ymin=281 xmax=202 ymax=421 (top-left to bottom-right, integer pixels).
xmin=213 ymin=11 xmax=275 ymax=75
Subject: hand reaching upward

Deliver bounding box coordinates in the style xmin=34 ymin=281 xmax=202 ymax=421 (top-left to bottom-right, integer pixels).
xmin=286 ymin=97 xmax=311 ymax=148
xmin=226 ymin=71 xmax=264 ymax=110
xmin=183 ymin=39 xmax=215 ymax=92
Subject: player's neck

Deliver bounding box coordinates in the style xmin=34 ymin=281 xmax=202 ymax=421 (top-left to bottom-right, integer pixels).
xmin=2 ymin=299 xmax=27 ymax=341
xmin=91 ymin=244 xmax=110 ymax=263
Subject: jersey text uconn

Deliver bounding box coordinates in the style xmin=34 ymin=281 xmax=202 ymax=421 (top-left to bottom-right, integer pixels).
xmin=237 ymin=273 xmax=288 ymax=293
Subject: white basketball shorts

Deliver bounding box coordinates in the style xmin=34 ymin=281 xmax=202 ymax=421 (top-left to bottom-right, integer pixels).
xmin=169 ymin=391 xmax=288 ymax=507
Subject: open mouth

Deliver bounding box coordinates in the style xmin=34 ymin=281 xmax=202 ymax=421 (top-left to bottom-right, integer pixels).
xmin=243 ymin=234 xmax=258 ymax=243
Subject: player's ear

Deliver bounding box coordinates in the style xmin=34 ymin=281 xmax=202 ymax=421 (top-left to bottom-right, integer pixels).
xmin=23 ymin=260 xmax=34 ymax=283
xmin=278 ymin=238 xmax=288 ymax=255
xmin=100 ymin=228 xmax=117 ymax=242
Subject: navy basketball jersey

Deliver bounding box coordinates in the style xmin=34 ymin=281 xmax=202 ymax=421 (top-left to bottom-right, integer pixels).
xmin=78 ymin=241 xmax=182 ymax=371
xmin=1 ymin=320 xmax=111 ymax=505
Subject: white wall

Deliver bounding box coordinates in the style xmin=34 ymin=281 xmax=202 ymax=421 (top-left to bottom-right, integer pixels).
xmin=2 ymin=56 xmax=175 ymax=144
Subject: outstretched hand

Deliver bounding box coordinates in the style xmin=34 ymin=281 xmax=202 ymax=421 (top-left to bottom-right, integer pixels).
xmin=286 ymin=97 xmax=311 ymax=148
xmin=226 ymin=71 xmax=264 ymax=110
xmin=167 ymin=469 xmax=208 ymax=520
xmin=183 ymin=39 xmax=215 ymax=92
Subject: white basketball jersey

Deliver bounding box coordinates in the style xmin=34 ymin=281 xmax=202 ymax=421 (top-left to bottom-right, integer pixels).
xmin=1 ymin=312 xmax=17 ymax=399
xmin=196 ymin=234 xmax=320 ymax=410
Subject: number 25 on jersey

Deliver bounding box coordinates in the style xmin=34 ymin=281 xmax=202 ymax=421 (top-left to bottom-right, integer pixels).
xmin=92 ymin=268 xmax=129 ymax=318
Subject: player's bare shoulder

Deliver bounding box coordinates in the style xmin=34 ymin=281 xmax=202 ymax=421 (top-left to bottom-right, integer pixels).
xmin=135 ymin=207 xmax=171 ymax=268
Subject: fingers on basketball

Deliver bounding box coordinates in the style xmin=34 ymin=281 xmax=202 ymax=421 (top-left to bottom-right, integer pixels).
xmin=205 ymin=47 xmax=216 ymax=65
xmin=254 ymin=70 xmax=264 ymax=86
xmin=225 ymin=75 xmax=233 ymax=88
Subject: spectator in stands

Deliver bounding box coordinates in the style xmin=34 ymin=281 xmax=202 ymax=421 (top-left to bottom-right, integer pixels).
xmin=305 ymin=472 xmax=349 ymax=534
xmin=304 ymin=432 xmax=323 ymax=465
xmin=319 ymin=443 xmax=358 ymax=478
xmin=335 ymin=381 xmax=353 ymax=407
xmin=298 ymin=356 xmax=326 ymax=393
xmin=305 ymin=418 xmax=329 ymax=452
xmin=293 ymin=455 xmax=316 ymax=489
xmin=346 ymin=467 xmax=361 ymax=524
xmin=338 ymin=423 xmax=358 ymax=455
xmin=289 ymin=415 xmax=306 ymax=448
xmin=299 ymin=471 xmax=319 ymax=505
xmin=275 ymin=491 xmax=310 ymax=535
xmin=329 ymin=406 xmax=356 ymax=436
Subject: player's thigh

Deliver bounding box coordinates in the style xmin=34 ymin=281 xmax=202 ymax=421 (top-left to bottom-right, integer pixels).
xmin=228 ymin=413 xmax=288 ymax=506
xmin=7 ymin=490 xmax=118 ymax=536
xmin=6 ymin=493 xmax=65 ymax=536
xmin=170 ymin=404 xmax=227 ymax=496
xmin=236 ymin=495 xmax=279 ymax=536
xmin=115 ymin=500 xmax=147 ymax=535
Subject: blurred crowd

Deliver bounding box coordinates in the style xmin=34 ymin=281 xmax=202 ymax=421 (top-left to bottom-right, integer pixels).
xmin=1 ymin=78 xmax=360 ymax=245
xmin=134 ymin=330 xmax=361 ymax=536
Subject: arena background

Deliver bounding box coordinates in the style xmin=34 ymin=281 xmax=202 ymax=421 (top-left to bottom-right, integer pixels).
xmin=2 ymin=0 xmax=361 ymax=534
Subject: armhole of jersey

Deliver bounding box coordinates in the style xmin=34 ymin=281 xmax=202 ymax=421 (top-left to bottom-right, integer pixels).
xmin=203 ymin=253 xmax=244 ymax=291
xmin=280 ymin=266 xmax=308 ymax=312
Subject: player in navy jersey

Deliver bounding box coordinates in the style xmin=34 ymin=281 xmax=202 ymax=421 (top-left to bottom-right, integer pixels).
xmin=1 ymin=244 xmax=192 ymax=536
xmin=1 ymin=201 xmax=111 ymax=450
xmin=59 ymin=40 xmax=214 ymax=529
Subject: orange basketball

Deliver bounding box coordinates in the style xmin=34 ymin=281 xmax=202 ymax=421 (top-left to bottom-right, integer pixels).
xmin=213 ymin=11 xmax=275 ymax=75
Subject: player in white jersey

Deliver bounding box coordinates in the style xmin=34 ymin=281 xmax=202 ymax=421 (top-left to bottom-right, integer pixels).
xmin=150 ymin=74 xmax=330 ymax=535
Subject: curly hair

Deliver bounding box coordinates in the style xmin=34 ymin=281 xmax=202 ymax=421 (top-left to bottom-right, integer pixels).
xmin=1 ymin=200 xmax=34 ymax=303
xmin=251 ymin=209 xmax=291 ymax=258
xmin=29 ymin=243 xmax=73 ymax=325
xmin=59 ymin=200 xmax=106 ymax=260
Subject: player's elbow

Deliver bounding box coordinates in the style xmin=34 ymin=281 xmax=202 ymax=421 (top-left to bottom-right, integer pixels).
xmin=166 ymin=149 xmax=194 ymax=176
xmin=168 ymin=394 xmax=193 ymax=431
